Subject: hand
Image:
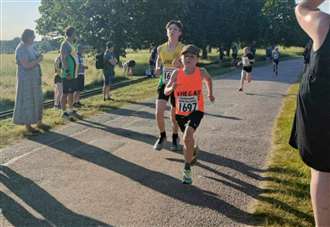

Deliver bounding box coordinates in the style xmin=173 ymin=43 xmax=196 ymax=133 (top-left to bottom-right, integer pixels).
xmin=208 ymin=95 xmax=215 ymax=103
xmin=155 ymin=68 xmax=161 ymax=76
xmin=66 ymin=71 xmax=71 ymax=80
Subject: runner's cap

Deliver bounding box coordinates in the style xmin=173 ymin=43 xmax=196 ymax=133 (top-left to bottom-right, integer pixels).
xmin=181 ymin=44 xmax=200 ymax=57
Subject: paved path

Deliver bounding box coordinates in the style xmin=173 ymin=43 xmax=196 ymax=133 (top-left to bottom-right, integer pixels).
xmin=0 ymin=59 xmax=302 ymax=227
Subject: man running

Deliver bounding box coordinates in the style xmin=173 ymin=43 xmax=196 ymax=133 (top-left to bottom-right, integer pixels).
xmin=153 ymin=20 xmax=185 ymax=151
xmin=272 ymin=46 xmax=280 ymax=76
xmin=165 ymin=44 xmax=215 ymax=184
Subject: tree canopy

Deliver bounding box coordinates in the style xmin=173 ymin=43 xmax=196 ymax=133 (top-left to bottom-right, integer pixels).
xmin=36 ymin=0 xmax=307 ymax=55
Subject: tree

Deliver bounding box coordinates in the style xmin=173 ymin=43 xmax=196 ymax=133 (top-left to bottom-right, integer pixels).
xmin=261 ymin=0 xmax=307 ymax=46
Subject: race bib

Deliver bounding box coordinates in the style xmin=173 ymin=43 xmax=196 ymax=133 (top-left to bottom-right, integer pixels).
xmin=178 ymin=96 xmax=198 ymax=113
xmin=163 ymin=67 xmax=176 ymax=84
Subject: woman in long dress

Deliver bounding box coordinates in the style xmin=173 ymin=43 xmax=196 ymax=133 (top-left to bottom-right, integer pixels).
xmin=13 ymin=29 xmax=49 ymax=134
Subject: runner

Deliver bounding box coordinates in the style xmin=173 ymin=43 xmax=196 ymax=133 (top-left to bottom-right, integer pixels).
xmin=238 ymin=47 xmax=255 ymax=92
xmin=153 ymin=20 xmax=185 ymax=151
xmin=165 ymin=44 xmax=215 ymax=184
xmin=272 ymin=46 xmax=280 ymax=76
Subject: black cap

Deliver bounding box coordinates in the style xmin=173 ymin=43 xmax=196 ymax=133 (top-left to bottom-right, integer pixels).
xmin=181 ymin=44 xmax=200 ymax=56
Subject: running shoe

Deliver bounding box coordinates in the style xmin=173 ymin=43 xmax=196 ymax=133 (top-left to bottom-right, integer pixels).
xmin=153 ymin=136 xmax=166 ymax=151
xmin=170 ymin=137 xmax=180 ymax=151
xmin=62 ymin=112 xmax=75 ymax=121
xmin=71 ymin=110 xmax=83 ymax=120
xmin=182 ymin=168 xmax=192 ymax=184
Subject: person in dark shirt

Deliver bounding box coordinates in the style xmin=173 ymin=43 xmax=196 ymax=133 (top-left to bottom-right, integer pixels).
xmin=103 ymin=42 xmax=117 ymax=100
xmin=289 ymin=1 xmax=330 ymax=226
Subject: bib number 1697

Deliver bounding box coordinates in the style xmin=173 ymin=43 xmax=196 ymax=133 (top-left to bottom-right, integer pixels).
xmin=179 ymin=102 xmax=197 ymax=112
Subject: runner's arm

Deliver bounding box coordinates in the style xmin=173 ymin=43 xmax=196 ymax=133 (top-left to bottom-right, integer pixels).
xmin=201 ymin=68 xmax=215 ymax=102
xmin=155 ymin=46 xmax=162 ymax=76
xmin=164 ymin=70 xmax=178 ymax=96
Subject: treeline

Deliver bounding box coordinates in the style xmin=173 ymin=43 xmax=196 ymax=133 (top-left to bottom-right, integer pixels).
xmin=36 ymin=0 xmax=306 ymax=57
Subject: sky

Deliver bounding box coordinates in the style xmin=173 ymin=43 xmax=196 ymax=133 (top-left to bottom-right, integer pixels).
xmin=1 ymin=0 xmax=41 ymax=41
xmin=1 ymin=0 xmax=329 ymax=41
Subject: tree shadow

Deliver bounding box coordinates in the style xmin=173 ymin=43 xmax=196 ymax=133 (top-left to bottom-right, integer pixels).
xmin=96 ymin=105 xmax=156 ymax=120
xmin=204 ymin=112 xmax=241 ymax=120
xmin=76 ymin=119 xmax=264 ymax=181
xmin=244 ymin=92 xmax=288 ymax=98
xmin=166 ymin=158 xmax=313 ymax=225
xmin=114 ymin=99 xmax=156 ymax=109
xmin=0 ymin=166 xmax=111 ymax=227
xmin=0 ymin=192 xmax=49 ymax=226
xmin=26 ymin=131 xmax=261 ymax=226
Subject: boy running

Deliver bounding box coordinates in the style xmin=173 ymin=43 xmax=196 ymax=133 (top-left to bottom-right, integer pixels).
xmin=165 ymin=44 xmax=215 ymax=184
xmin=154 ymin=20 xmax=185 ymax=151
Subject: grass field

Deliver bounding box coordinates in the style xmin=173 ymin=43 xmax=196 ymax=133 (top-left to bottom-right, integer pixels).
xmin=0 ymin=49 xmax=152 ymax=111
xmin=0 ymin=46 xmax=303 ymax=112
xmin=252 ymin=84 xmax=314 ymax=227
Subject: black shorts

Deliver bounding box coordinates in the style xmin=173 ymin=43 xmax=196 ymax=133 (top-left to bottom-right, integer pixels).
xmin=273 ymin=59 xmax=279 ymax=65
xmin=62 ymin=78 xmax=77 ymax=94
xmin=176 ymin=111 xmax=204 ymax=133
xmin=243 ymin=66 xmax=253 ymax=73
xmin=76 ymin=74 xmax=85 ymax=91
xmin=157 ymin=85 xmax=175 ymax=107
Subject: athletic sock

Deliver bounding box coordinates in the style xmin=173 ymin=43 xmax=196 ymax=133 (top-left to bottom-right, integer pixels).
xmin=172 ymin=133 xmax=178 ymax=142
xmin=160 ymin=131 xmax=166 ymax=139
xmin=184 ymin=162 xmax=191 ymax=170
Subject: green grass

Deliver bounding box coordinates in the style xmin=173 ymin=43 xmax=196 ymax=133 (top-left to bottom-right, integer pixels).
xmin=0 ymin=50 xmax=150 ymax=111
xmin=252 ymin=84 xmax=314 ymax=227
xmin=0 ymin=78 xmax=159 ymax=147
xmin=0 ymin=47 xmax=303 ymax=148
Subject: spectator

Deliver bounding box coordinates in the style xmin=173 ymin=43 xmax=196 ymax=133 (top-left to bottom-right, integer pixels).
xmin=265 ymin=46 xmax=273 ymax=61
xmin=231 ymin=43 xmax=238 ymax=60
xmin=73 ymin=44 xmax=88 ymax=107
xmin=54 ymin=54 xmax=62 ymax=109
xmin=289 ymin=1 xmax=330 ymax=226
xmin=103 ymin=41 xmax=117 ymax=101
xmin=122 ymin=59 xmax=136 ymax=76
xmin=13 ymin=29 xmax=49 ymax=134
xmin=60 ymin=26 xmax=80 ymax=120
xmin=250 ymin=40 xmax=257 ymax=57
xmin=149 ymin=46 xmax=158 ymax=77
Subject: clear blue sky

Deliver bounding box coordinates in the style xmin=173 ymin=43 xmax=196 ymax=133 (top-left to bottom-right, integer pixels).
xmin=1 ymin=0 xmax=41 ymax=41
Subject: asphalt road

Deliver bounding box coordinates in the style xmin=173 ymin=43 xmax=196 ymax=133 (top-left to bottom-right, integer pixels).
xmin=0 ymin=59 xmax=303 ymax=227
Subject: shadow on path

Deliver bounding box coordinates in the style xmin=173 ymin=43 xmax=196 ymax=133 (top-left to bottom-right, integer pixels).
xmin=0 ymin=166 xmax=111 ymax=227
xmin=26 ymin=130 xmax=261 ymax=226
